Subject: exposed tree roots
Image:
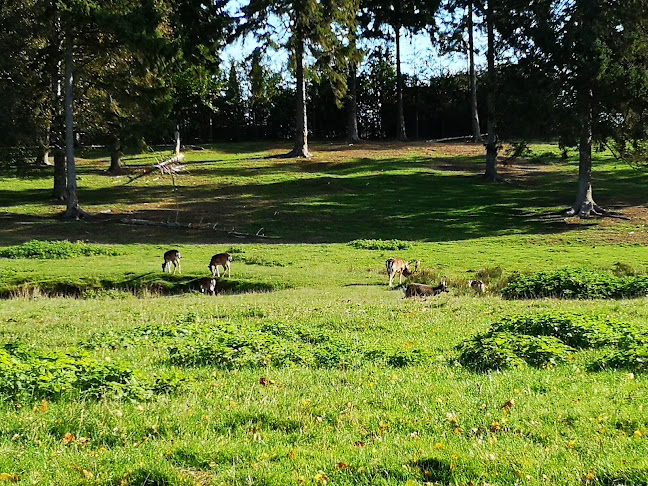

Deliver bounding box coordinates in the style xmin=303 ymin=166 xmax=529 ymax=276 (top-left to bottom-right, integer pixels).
xmin=565 ymin=200 xmax=630 ymax=220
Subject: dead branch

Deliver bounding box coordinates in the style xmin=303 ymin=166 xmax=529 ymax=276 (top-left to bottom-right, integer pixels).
xmin=125 ymin=153 xmax=186 ymax=185
xmin=118 ymin=218 xmax=272 ymax=238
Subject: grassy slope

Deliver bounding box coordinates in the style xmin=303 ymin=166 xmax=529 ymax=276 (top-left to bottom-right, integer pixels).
xmin=0 ymin=142 xmax=647 ymax=485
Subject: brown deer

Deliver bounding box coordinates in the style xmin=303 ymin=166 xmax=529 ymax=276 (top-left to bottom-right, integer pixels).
xmin=469 ymin=279 xmax=486 ymax=293
xmin=386 ymin=258 xmax=420 ymax=287
xmin=162 ymin=249 xmax=181 ymax=274
xmin=199 ymin=277 xmax=217 ymax=296
xmin=209 ymin=253 xmax=232 ymax=278
xmin=404 ymin=279 xmax=448 ymax=298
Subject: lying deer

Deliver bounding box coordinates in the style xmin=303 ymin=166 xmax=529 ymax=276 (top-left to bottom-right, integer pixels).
xmin=199 ymin=277 xmax=217 ymax=296
xmin=209 ymin=253 xmax=232 ymax=278
xmin=386 ymin=258 xmax=420 ymax=287
xmin=469 ymin=279 xmax=486 ymax=293
xmin=404 ymin=279 xmax=448 ymax=298
xmin=162 ymin=249 xmax=181 ymax=274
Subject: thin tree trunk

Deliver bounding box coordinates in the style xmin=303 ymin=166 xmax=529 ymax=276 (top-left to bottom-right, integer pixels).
xmin=53 ymin=149 xmax=66 ymax=200
xmin=109 ymin=137 xmax=122 ymax=172
xmin=468 ymin=0 xmax=482 ymax=143
xmin=63 ymin=33 xmax=84 ymax=219
xmin=290 ymin=33 xmax=310 ymax=157
xmin=396 ymin=24 xmax=407 ymax=141
xmin=346 ymin=66 xmax=361 ymax=143
xmin=484 ymin=0 xmax=500 ymax=181
xmin=566 ymin=89 xmax=604 ymax=217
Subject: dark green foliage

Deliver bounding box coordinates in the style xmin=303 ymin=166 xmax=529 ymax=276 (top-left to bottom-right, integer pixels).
xmin=457 ymin=312 xmax=648 ymax=372
xmin=348 ymin=239 xmax=412 ymax=251
xmin=0 ymin=240 xmax=119 ymax=259
xmin=501 ymin=268 xmax=648 ymax=299
xmin=457 ymin=331 xmax=574 ymax=372
xmin=0 ymin=342 xmax=180 ymax=401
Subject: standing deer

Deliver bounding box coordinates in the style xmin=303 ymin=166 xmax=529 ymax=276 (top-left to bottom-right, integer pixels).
xmin=469 ymin=279 xmax=486 ymax=293
xmin=199 ymin=277 xmax=217 ymax=296
xmin=404 ymin=279 xmax=448 ymax=298
xmin=162 ymin=249 xmax=181 ymax=274
xmin=209 ymin=253 xmax=232 ymax=278
xmin=386 ymin=258 xmax=420 ymax=287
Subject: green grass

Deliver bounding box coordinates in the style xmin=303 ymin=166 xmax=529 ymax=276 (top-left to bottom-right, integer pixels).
xmin=0 ymin=141 xmax=647 ymax=485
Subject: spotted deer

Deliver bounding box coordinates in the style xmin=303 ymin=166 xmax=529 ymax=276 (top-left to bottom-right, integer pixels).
xmin=199 ymin=277 xmax=217 ymax=296
xmin=162 ymin=249 xmax=181 ymax=274
xmin=404 ymin=279 xmax=448 ymax=298
xmin=469 ymin=279 xmax=486 ymax=293
xmin=385 ymin=258 xmax=420 ymax=287
xmin=209 ymin=253 xmax=232 ymax=278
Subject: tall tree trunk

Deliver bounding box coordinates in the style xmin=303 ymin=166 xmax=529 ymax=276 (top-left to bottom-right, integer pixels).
xmin=53 ymin=149 xmax=66 ymax=200
xmin=346 ymin=66 xmax=361 ymax=143
xmin=396 ymin=24 xmax=407 ymax=141
xmin=290 ymin=34 xmax=310 ymax=157
xmin=63 ymin=33 xmax=84 ymax=219
xmin=484 ymin=0 xmax=500 ymax=181
xmin=468 ymin=0 xmax=482 ymax=143
xmin=566 ymin=89 xmax=603 ymax=217
xmin=109 ymin=137 xmax=122 ymax=172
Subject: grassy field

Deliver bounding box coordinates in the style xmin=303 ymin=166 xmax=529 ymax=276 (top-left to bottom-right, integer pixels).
xmin=0 ymin=141 xmax=647 ymax=485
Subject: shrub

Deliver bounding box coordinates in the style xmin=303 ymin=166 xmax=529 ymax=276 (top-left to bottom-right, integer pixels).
xmin=348 ymin=239 xmax=411 ymax=251
xmin=501 ymin=268 xmax=648 ymax=299
xmin=0 ymin=342 xmax=179 ymax=401
xmin=591 ymin=343 xmax=648 ymax=372
xmin=0 ymin=240 xmax=119 ymax=259
xmin=457 ymin=331 xmax=574 ymax=372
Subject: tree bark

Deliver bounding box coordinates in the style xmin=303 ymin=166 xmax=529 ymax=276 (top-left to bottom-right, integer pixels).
xmin=468 ymin=0 xmax=482 ymax=143
xmin=396 ymin=24 xmax=407 ymax=141
xmin=63 ymin=33 xmax=85 ymax=219
xmin=53 ymin=149 xmax=66 ymax=200
xmin=109 ymin=137 xmax=122 ymax=172
xmin=484 ymin=0 xmax=500 ymax=181
xmin=566 ymin=89 xmax=604 ymax=217
xmin=290 ymin=33 xmax=310 ymax=157
xmin=346 ymin=66 xmax=361 ymax=143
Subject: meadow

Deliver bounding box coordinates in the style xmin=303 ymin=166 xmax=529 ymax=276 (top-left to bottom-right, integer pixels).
xmin=0 ymin=141 xmax=647 ymax=485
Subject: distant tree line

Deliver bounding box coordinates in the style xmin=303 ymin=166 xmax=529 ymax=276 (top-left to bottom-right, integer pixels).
xmin=2 ymin=0 xmax=648 ymax=217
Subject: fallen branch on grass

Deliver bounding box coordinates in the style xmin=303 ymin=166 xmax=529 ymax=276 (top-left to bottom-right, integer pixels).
xmin=118 ymin=218 xmax=272 ymax=238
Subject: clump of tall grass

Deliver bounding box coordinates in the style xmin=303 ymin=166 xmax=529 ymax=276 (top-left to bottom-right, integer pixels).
xmin=0 ymin=240 xmax=119 ymax=259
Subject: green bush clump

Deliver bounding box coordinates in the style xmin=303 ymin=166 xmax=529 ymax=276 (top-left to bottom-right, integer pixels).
xmin=501 ymin=268 xmax=648 ymax=299
xmin=457 ymin=331 xmax=574 ymax=371
xmin=348 ymin=239 xmax=411 ymax=251
xmin=491 ymin=312 xmax=631 ymax=348
xmin=0 ymin=342 xmax=180 ymax=401
xmin=0 ymin=240 xmax=119 ymax=259
xmin=458 ymin=312 xmax=648 ymax=372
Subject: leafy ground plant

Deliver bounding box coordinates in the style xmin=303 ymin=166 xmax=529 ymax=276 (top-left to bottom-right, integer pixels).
xmin=0 ymin=240 xmax=118 ymax=259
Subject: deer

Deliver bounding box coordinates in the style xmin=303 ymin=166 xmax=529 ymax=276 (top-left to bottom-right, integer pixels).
xmin=468 ymin=279 xmax=486 ymax=293
xmin=209 ymin=253 xmax=232 ymax=278
xmin=386 ymin=258 xmax=420 ymax=287
xmin=404 ymin=279 xmax=448 ymax=298
xmin=162 ymin=249 xmax=181 ymax=274
xmin=199 ymin=277 xmax=217 ymax=296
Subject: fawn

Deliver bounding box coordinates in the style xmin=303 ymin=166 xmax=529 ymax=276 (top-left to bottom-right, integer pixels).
xmin=404 ymin=279 xmax=448 ymax=298
xmin=386 ymin=258 xmax=420 ymax=287
xmin=199 ymin=277 xmax=217 ymax=296
xmin=469 ymin=279 xmax=486 ymax=293
xmin=162 ymin=249 xmax=181 ymax=274
xmin=209 ymin=253 xmax=232 ymax=278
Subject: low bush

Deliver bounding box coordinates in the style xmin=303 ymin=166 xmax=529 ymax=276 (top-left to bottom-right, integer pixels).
xmin=501 ymin=268 xmax=648 ymax=299
xmin=0 ymin=342 xmax=180 ymax=401
xmin=0 ymin=240 xmax=119 ymax=259
xmin=348 ymin=239 xmax=411 ymax=251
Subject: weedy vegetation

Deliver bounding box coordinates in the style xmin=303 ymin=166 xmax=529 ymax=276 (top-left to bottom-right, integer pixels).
xmin=1 ymin=142 xmax=648 ymax=485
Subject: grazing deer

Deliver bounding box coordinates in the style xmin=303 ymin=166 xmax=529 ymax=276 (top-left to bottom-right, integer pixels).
xmin=199 ymin=277 xmax=217 ymax=296
xmin=469 ymin=279 xmax=486 ymax=293
xmin=209 ymin=253 xmax=232 ymax=278
xmin=162 ymin=249 xmax=181 ymax=274
xmin=386 ymin=258 xmax=420 ymax=287
xmin=404 ymin=279 xmax=448 ymax=298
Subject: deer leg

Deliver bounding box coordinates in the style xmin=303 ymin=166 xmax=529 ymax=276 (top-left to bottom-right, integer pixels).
xmin=389 ymin=274 xmax=394 ymax=287
xmin=216 ymin=266 xmax=221 ymax=278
